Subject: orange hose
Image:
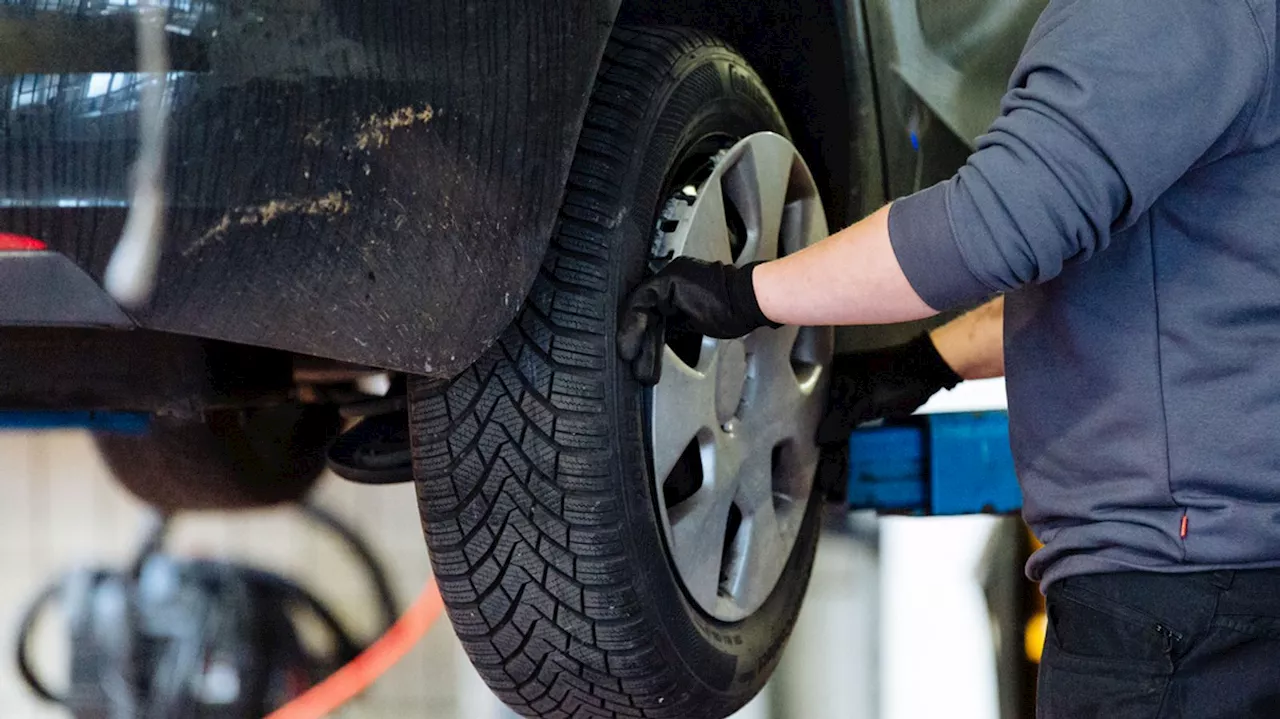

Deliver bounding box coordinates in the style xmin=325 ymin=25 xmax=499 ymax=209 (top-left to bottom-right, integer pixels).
xmin=266 ymin=581 xmax=445 ymax=719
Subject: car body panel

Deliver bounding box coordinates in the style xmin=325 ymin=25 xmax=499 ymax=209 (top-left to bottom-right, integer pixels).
xmin=835 ymin=0 xmax=1043 ymax=353
xmin=864 ymin=0 xmax=1044 ymax=207
xmin=868 ymin=0 xmax=1045 ymax=151
xmin=0 ymin=0 xmax=618 ymax=376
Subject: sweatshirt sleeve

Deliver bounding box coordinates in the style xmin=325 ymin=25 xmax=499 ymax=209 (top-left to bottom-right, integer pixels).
xmin=889 ymin=0 xmax=1272 ymax=311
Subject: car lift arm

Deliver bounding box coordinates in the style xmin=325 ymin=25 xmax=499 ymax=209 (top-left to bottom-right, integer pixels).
xmin=847 ymin=411 xmax=1023 ymax=515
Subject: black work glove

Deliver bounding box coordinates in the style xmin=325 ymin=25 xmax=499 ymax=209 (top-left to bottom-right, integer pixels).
xmin=617 ymin=258 xmax=778 ymax=385
xmin=816 ymin=333 xmax=962 ymax=444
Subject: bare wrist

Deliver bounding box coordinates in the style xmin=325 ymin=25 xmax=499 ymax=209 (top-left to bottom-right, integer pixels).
xmin=928 ymin=297 xmax=1005 ymax=381
xmin=751 ymin=260 xmax=781 ymax=325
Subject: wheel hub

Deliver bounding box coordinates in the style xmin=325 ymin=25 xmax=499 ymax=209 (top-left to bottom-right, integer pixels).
xmin=647 ymin=132 xmax=833 ymax=622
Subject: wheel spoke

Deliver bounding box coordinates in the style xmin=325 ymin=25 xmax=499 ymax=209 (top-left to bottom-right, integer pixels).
xmin=667 ymin=481 xmax=736 ymax=610
xmin=726 ymin=500 xmax=786 ymax=609
xmin=722 ymin=136 xmax=794 ymax=265
xmin=790 ymin=326 xmax=833 ymax=391
xmin=780 ymin=189 xmax=829 ymax=257
xmin=735 ymin=396 xmax=822 ymax=510
xmin=734 ymin=439 xmax=775 ymax=518
xmin=664 ymin=178 xmax=733 ymax=264
xmin=763 ymin=435 xmax=820 ymax=518
xmin=650 ymin=346 xmax=717 ymax=484
xmin=747 ymin=324 xmax=801 ymax=385
xmin=739 ymin=325 xmax=804 ymax=436
xmin=749 ymin=137 xmax=794 ymax=263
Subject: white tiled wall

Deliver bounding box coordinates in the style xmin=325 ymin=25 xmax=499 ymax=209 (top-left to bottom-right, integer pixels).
xmin=0 ymin=431 xmax=466 ymax=719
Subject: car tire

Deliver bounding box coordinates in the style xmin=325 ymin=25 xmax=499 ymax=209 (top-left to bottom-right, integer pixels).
xmin=95 ymin=404 xmax=341 ymax=511
xmin=409 ymin=27 xmax=826 ymax=718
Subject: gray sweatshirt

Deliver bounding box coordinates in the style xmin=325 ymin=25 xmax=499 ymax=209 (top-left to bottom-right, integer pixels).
xmin=888 ymin=0 xmax=1280 ymax=587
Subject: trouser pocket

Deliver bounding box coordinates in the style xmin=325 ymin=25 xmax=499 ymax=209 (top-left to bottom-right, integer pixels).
xmin=1037 ymin=582 xmax=1175 ymax=719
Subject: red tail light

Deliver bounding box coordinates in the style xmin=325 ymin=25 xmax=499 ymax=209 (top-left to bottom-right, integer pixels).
xmin=0 ymin=233 xmax=46 ymax=251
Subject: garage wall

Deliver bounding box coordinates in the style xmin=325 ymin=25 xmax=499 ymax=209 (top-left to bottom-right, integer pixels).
xmin=0 ymin=431 xmax=467 ymax=719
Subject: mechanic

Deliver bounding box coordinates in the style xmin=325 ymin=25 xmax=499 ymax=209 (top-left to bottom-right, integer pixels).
xmin=618 ymin=0 xmax=1280 ymax=715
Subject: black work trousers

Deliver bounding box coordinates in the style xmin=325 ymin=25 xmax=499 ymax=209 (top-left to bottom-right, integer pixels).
xmin=1038 ymin=569 xmax=1280 ymax=718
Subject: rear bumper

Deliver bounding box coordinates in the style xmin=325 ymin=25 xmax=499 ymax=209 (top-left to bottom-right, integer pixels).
xmin=0 ymin=251 xmax=131 ymax=328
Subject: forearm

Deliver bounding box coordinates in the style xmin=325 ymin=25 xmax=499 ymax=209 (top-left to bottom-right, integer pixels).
xmin=750 ymin=199 xmax=1004 ymax=381
xmin=753 ymin=205 xmax=938 ymax=326
xmin=929 ymin=297 xmax=1005 ymax=380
